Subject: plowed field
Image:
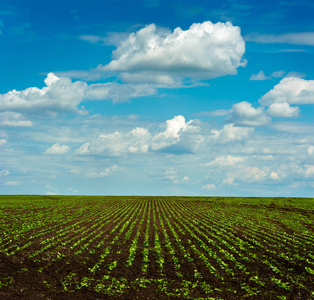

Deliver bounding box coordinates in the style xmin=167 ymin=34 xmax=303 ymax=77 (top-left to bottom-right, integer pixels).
xmin=0 ymin=195 xmax=313 ymax=299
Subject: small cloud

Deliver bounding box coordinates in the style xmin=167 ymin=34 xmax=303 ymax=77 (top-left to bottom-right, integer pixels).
xmin=250 ymin=71 xmax=270 ymax=81
xmin=243 ymin=167 xmax=268 ymax=182
xmin=202 ymin=184 xmax=216 ymax=190
xmin=78 ymin=32 xmax=129 ymax=46
xmin=250 ymin=70 xmax=286 ymax=81
xmin=152 ymin=115 xmax=195 ymax=151
xmin=0 ymin=139 xmax=7 ymax=147
xmin=85 ymin=165 xmax=124 ymax=178
xmin=70 ymin=169 xmax=80 ymax=174
xmin=211 ymin=124 xmax=254 ymax=143
xmin=305 ymin=165 xmax=314 ymax=177
xmin=68 ymin=187 xmax=78 ymax=193
xmin=245 ymin=32 xmax=314 ymax=46
xmin=45 ymin=143 xmax=70 ymax=155
xmin=206 ymin=155 xmax=245 ymax=168
xmin=226 ymin=101 xmax=271 ymax=126
xmin=271 ymin=70 xmax=286 ymax=78
xmin=0 ymin=169 xmax=10 ymax=176
xmin=4 ymin=181 xmax=20 ymax=186
xmin=222 ymin=177 xmax=236 ymax=185
xmin=182 ymin=176 xmax=190 ymax=182
xmin=259 ymin=77 xmax=314 ymax=106
xmin=284 ymin=71 xmax=306 ymax=78
xmin=307 ymin=146 xmax=314 ymax=155
xmin=0 ymin=73 xmax=87 ymax=113
xmin=164 ymin=169 xmax=190 ymax=184
xmin=270 ymin=171 xmax=280 ymax=180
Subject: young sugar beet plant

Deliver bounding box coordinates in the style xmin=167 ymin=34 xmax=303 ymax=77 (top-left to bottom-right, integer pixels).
xmin=141 ymin=200 xmax=151 ymax=273
xmin=156 ymin=202 xmax=181 ymax=272
xmin=152 ymin=202 xmax=165 ymax=275
xmin=88 ymin=201 xmax=143 ymax=274
xmin=125 ymin=201 xmax=147 ymax=267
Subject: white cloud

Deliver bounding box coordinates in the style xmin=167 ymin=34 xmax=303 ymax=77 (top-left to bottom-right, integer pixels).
xmin=202 ymin=183 xmax=216 ymax=190
xmin=250 ymin=71 xmax=270 ymax=81
xmin=120 ymin=72 xmax=180 ymax=86
xmin=4 ymin=181 xmax=20 ymax=186
xmin=0 ymin=112 xmax=33 ymax=127
xmin=245 ymin=32 xmax=314 ymax=46
xmin=0 ymin=169 xmax=10 ymax=176
xmin=45 ymin=143 xmax=71 ymax=155
xmin=206 ymin=155 xmax=245 ymax=167
xmin=251 ymin=155 xmax=274 ymax=161
xmin=260 ymin=77 xmax=314 ymax=106
xmin=79 ymin=35 xmax=104 ymax=44
xmin=227 ymin=101 xmax=271 ymax=126
xmin=271 ymin=70 xmax=286 ymax=78
xmin=0 ymin=73 xmax=159 ymax=112
xmin=128 ymin=127 xmax=151 ymax=153
xmin=211 ymin=124 xmax=253 ymax=143
xmin=0 ymin=73 xmax=87 ymax=113
xmin=70 ymin=169 xmax=81 ymax=175
xmin=79 ymin=32 xmax=129 ymax=46
xmin=270 ymin=171 xmax=280 ymax=180
xmin=84 ymin=82 xmax=157 ymax=103
xmin=250 ymin=70 xmax=286 ymax=81
xmin=222 ymin=177 xmax=235 ymax=185
xmin=103 ymin=21 xmax=246 ymax=82
xmin=233 ymin=167 xmax=282 ymax=183
xmin=163 ymin=115 xmax=191 ymax=139
xmin=308 ymin=146 xmax=314 ymax=155
xmin=285 ymin=71 xmax=306 ymax=78
xmin=0 ymin=139 xmax=7 ymax=147
xmin=244 ymin=167 xmax=268 ymax=182
xmin=76 ymin=127 xmax=151 ymax=156
xmin=201 ymin=109 xmax=230 ymax=117
xmin=151 ymin=115 xmax=196 ymax=151
xmin=305 ymin=165 xmax=314 ymax=177
xmin=164 ymin=168 xmax=190 ymax=184
xmin=85 ymin=165 xmax=124 ymax=178
xmin=55 ymin=67 xmax=105 ymax=81
xmin=267 ymin=102 xmax=300 ymax=118
xmin=0 ymin=22 xmax=245 ymax=107
xmin=76 ymin=115 xmax=200 ymax=156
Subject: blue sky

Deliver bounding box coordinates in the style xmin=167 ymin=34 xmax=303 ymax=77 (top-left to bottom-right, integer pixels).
xmin=1 ymin=0 xmax=314 ymax=196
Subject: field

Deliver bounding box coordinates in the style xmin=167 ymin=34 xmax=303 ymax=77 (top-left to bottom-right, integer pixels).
xmin=0 ymin=196 xmax=313 ymax=299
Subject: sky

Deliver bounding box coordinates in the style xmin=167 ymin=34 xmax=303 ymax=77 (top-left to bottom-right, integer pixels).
xmin=0 ymin=0 xmax=314 ymax=197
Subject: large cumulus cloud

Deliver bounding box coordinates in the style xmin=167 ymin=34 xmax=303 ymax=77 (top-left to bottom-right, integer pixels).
xmin=103 ymin=21 xmax=246 ymax=83
xmin=259 ymin=77 xmax=314 ymax=118
xmin=260 ymin=77 xmax=314 ymax=106
xmin=226 ymin=101 xmax=271 ymax=126
xmin=0 ymin=73 xmax=87 ymax=113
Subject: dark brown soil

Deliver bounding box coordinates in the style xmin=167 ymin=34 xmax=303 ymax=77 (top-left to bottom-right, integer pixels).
xmin=0 ymin=195 xmax=313 ymax=299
